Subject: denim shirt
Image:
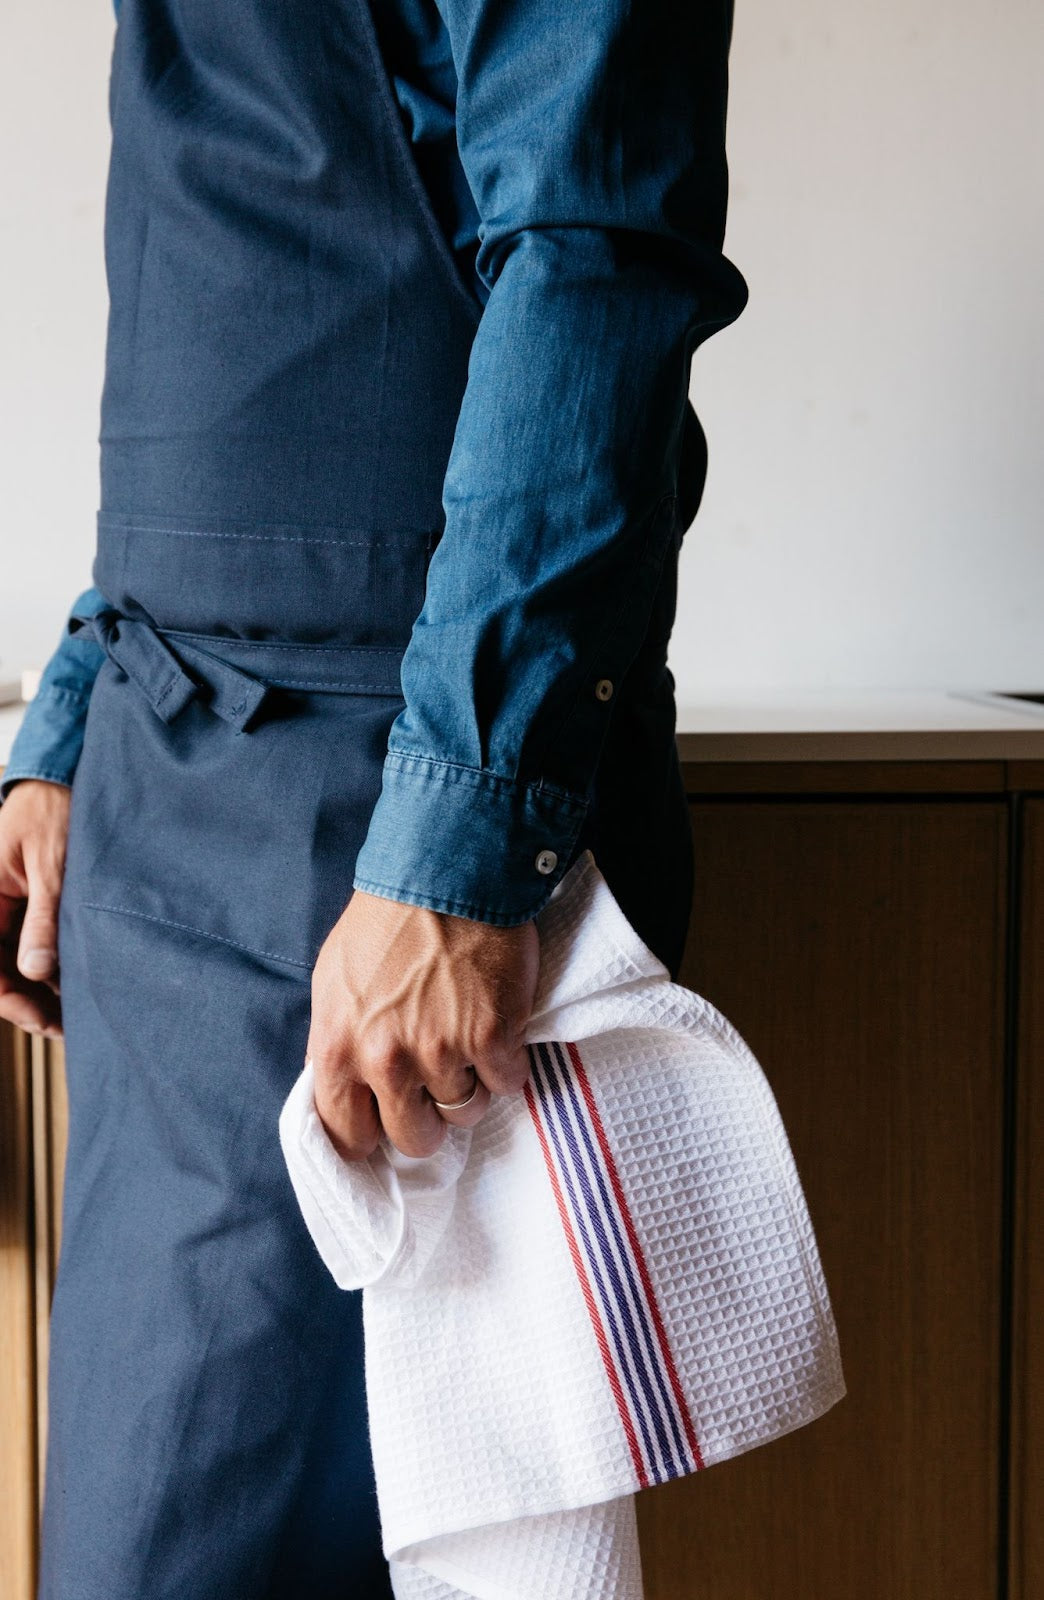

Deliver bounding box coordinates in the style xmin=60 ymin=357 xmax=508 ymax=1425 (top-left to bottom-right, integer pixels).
xmin=3 ymin=0 xmax=748 ymax=923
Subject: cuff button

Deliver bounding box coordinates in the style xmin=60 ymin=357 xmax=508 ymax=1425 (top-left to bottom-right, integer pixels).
xmin=594 ymin=678 xmax=614 ymax=702
xmin=535 ymin=849 xmax=559 ymax=876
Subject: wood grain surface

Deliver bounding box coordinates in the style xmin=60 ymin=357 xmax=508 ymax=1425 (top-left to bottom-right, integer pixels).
xmin=637 ymin=799 xmax=1007 ymax=1600
xmin=1010 ymin=797 xmax=1044 ymax=1600
xmin=0 ymin=1026 xmax=39 ymax=1599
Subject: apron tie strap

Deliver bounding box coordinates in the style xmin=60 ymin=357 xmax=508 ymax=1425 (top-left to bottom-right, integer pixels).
xmin=69 ymin=608 xmax=269 ymax=733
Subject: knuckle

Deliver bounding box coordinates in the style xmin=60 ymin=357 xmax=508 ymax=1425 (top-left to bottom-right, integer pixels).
xmin=362 ymin=1041 xmax=411 ymax=1093
xmin=309 ymin=1040 xmax=346 ymax=1082
xmin=312 ymin=1079 xmax=346 ymax=1129
xmin=26 ymin=893 xmax=59 ymax=923
xmin=485 ymin=1052 xmax=530 ymax=1095
xmin=469 ymin=1010 xmax=510 ymax=1059
xmin=423 ymin=1046 xmax=471 ymax=1098
xmin=428 ymin=1039 xmax=462 ymax=1075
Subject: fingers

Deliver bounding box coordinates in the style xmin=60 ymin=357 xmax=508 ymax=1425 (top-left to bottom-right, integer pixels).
xmin=313 ymin=1040 xmax=519 ymax=1159
xmin=425 ymin=1064 xmax=491 ymax=1131
xmin=352 ymin=1039 xmax=447 ymax=1158
xmin=312 ymin=1038 xmax=496 ymax=1161
xmin=0 ymin=782 xmax=69 ymax=1038
xmin=430 ymin=1086 xmax=491 ymax=1130
xmin=17 ymin=827 xmax=65 ymax=985
xmin=0 ymin=891 xmax=62 ymax=1035
xmin=378 ymin=1080 xmax=447 ymax=1159
xmin=309 ymin=1010 xmax=533 ymax=1162
xmin=471 ymin=1039 xmax=531 ymax=1098
xmin=306 ymin=892 xmax=540 ymax=1162
xmin=311 ymin=1058 xmax=382 ymax=1163
xmin=424 ymin=1038 xmax=531 ymax=1130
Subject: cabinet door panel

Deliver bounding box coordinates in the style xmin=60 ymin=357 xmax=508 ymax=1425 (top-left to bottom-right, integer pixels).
xmin=1011 ymin=796 xmax=1044 ymax=1599
xmin=0 ymin=1028 xmax=38 ymax=1599
xmin=0 ymin=1028 xmax=67 ymax=1600
xmin=638 ymin=801 xmax=1006 ymax=1600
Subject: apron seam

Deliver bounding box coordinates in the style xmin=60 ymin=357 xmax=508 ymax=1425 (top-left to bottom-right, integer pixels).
xmin=236 ymin=678 xmax=403 ymax=693
xmin=163 ymin=635 xmax=404 ymax=655
xmin=94 ymin=525 xmax=390 ymax=546
xmin=80 ymin=900 xmax=313 ymax=971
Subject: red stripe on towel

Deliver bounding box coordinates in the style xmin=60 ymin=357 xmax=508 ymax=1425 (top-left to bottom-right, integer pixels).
xmin=524 ymin=1076 xmax=649 ymax=1489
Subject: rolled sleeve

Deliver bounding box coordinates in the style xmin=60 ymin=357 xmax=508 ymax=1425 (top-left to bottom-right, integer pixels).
xmin=0 ymin=588 xmax=107 ymax=802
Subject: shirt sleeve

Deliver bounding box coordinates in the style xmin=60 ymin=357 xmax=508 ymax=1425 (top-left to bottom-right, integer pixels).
xmin=0 ymin=587 xmax=107 ymax=802
xmin=352 ymin=0 xmax=749 ymax=925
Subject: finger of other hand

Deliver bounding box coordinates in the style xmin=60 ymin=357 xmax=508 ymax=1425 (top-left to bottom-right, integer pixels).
xmin=0 ymin=892 xmax=61 ymax=1033
xmin=16 ymin=843 xmax=63 ymax=984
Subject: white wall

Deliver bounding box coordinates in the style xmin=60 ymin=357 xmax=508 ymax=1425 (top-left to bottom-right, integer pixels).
xmin=1 ymin=0 xmax=114 ymax=680
xmin=680 ymin=0 xmax=1044 ymax=695
xmin=2 ymin=0 xmax=1042 ymax=695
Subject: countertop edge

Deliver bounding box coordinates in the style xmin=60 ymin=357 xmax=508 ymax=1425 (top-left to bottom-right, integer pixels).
xmin=674 ymin=727 xmax=1044 ymax=763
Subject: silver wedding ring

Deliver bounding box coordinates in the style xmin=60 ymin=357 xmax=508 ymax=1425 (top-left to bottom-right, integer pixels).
xmin=431 ymin=1068 xmax=480 ymax=1113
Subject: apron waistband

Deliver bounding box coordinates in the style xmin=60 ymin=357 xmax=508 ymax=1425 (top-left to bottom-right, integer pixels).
xmin=69 ymin=609 xmax=406 ymax=733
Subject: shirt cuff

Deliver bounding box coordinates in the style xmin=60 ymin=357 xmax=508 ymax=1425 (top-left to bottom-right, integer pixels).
xmin=0 ymin=685 xmax=92 ymax=802
xmin=352 ymin=750 xmax=589 ymax=925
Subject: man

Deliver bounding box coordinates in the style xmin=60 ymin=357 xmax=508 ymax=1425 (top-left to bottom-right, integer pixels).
xmin=0 ymin=0 xmax=747 ymax=1592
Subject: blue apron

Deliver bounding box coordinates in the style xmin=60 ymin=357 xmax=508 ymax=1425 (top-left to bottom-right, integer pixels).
xmin=43 ymin=0 xmax=700 ymax=1593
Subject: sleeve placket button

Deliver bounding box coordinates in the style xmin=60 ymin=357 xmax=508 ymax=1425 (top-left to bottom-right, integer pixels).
xmin=535 ymin=849 xmax=558 ymax=875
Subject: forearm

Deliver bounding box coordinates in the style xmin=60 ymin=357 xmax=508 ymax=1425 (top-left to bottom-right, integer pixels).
xmin=1 ymin=588 xmax=107 ymax=800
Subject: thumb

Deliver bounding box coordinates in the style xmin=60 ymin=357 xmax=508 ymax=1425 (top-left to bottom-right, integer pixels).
xmin=17 ymin=852 xmax=63 ymax=983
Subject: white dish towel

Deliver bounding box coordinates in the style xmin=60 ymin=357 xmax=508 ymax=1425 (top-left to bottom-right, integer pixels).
xmin=279 ymin=848 xmax=847 ymax=1600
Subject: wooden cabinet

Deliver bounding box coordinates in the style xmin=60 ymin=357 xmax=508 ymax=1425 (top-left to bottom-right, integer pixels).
xmin=0 ymin=1028 xmax=66 ymax=1600
xmin=1011 ymin=794 xmax=1044 ymax=1600
xmin=2 ymin=754 xmax=1042 ymax=1598
xmin=641 ymin=782 xmax=1008 ymax=1600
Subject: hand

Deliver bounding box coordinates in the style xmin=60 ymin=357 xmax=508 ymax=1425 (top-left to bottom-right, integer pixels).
xmin=0 ymin=780 xmax=70 ymax=1037
xmin=307 ymin=889 xmax=540 ymax=1160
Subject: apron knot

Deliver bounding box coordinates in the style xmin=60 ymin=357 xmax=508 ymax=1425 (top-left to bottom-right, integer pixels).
xmin=69 ymin=607 xmax=268 ymax=733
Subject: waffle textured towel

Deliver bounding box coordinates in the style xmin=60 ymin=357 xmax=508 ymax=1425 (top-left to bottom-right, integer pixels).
xmin=279 ymin=849 xmax=847 ymax=1600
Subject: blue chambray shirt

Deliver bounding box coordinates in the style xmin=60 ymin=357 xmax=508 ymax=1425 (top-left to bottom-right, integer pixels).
xmin=3 ymin=0 xmax=748 ymax=923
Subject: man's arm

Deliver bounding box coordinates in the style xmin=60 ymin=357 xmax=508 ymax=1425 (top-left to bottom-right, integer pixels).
xmin=0 ymin=586 xmax=106 ymax=1035
xmin=352 ymin=0 xmax=748 ymax=925
xmin=310 ymin=0 xmax=747 ymax=1159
